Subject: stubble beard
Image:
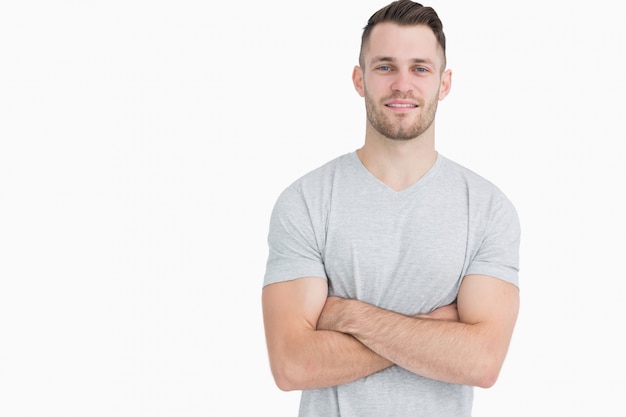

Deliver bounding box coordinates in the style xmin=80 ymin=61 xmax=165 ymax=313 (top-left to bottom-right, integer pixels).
xmin=364 ymin=89 xmax=439 ymax=141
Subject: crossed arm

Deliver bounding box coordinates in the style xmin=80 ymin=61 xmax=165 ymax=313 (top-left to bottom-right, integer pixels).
xmin=262 ymin=274 xmax=519 ymax=391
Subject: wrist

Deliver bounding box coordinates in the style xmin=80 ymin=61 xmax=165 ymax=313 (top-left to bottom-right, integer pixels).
xmin=335 ymin=298 xmax=363 ymax=335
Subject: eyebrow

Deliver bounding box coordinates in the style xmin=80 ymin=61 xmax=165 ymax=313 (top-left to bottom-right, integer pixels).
xmin=369 ymin=56 xmax=434 ymax=66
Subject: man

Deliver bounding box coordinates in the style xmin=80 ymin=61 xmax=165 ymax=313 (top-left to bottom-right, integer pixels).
xmin=262 ymin=1 xmax=521 ymax=416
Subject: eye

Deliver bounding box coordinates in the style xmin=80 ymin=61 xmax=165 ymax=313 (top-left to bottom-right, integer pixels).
xmin=413 ymin=67 xmax=428 ymax=73
xmin=376 ymin=65 xmax=392 ymax=72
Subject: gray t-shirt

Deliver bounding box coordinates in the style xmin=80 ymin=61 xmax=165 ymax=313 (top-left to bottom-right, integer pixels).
xmin=264 ymin=151 xmax=520 ymax=417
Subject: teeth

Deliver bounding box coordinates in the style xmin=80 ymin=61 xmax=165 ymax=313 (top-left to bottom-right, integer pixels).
xmin=388 ymin=103 xmax=415 ymax=108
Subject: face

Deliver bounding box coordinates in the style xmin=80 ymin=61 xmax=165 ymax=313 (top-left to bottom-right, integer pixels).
xmin=354 ymin=23 xmax=451 ymax=141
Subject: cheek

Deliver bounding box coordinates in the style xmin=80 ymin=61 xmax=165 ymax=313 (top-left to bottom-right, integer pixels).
xmin=362 ymin=78 xmax=386 ymax=99
xmin=423 ymin=82 xmax=444 ymax=101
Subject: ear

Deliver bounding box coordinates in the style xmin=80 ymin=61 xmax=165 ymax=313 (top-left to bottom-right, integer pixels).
xmin=438 ymin=69 xmax=452 ymax=100
xmin=352 ymin=65 xmax=365 ymax=97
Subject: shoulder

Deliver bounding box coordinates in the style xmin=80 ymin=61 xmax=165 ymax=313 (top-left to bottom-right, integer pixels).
xmin=438 ymin=155 xmax=519 ymax=229
xmin=439 ymin=156 xmax=497 ymax=189
xmin=440 ymin=156 xmax=514 ymax=203
xmin=278 ymin=152 xmax=354 ymax=199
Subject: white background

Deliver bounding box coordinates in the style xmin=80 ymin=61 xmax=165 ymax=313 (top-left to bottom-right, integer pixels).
xmin=1 ymin=1 xmax=625 ymax=416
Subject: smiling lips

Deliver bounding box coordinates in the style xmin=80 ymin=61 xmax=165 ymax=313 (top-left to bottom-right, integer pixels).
xmin=386 ymin=101 xmax=418 ymax=110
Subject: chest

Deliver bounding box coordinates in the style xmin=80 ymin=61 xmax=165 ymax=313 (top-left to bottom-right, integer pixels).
xmin=322 ymin=190 xmax=469 ymax=314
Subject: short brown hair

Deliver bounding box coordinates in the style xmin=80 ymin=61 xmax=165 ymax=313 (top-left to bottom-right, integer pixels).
xmin=359 ymin=0 xmax=447 ymax=70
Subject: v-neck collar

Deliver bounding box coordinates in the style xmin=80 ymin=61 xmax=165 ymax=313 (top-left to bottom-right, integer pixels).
xmin=348 ymin=150 xmax=443 ymax=197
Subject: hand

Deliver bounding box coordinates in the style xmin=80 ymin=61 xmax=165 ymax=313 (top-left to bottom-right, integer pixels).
xmin=416 ymin=302 xmax=459 ymax=322
xmin=316 ymin=296 xmax=347 ymax=332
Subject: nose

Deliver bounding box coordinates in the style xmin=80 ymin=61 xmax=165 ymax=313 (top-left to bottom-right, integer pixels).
xmin=390 ymin=70 xmax=414 ymax=94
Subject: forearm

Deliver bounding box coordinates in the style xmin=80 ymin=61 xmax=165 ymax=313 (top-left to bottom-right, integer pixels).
xmin=319 ymin=298 xmax=500 ymax=387
xmin=268 ymin=326 xmax=392 ymax=391
xmin=263 ymin=278 xmax=393 ymax=391
xmin=270 ymin=300 xmax=459 ymax=390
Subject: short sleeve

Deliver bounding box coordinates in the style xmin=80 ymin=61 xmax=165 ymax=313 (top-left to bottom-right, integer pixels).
xmin=263 ymin=184 xmax=328 ymax=287
xmin=465 ymin=192 xmax=521 ymax=288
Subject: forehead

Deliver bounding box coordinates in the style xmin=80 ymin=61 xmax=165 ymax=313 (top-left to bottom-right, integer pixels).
xmin=364 ymin=22 xmax=442 ymax=67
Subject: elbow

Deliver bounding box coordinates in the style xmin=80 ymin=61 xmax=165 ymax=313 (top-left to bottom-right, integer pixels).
xmin=270 ymin=358 xmax=311 ymax=392
xmin=470 ymin=357 xmax=503 ymax=389
xmin=273 ymin=370 xmax=299 ymax=392
xmin=473 ymin=369 xmax=499 ymax=389
xmin=464 ymin=335 xmax=511 ymax=388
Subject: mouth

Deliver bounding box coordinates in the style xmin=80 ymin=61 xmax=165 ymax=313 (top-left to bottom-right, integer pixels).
xmin=385 ymin=101 xmax=418 ymax=109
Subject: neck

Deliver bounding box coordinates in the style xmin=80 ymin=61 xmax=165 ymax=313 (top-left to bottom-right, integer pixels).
xmin=357 ymin=126 xmax=438 ymax=191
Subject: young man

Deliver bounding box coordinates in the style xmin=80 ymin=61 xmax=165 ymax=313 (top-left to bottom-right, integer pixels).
xmin=262 ymin=1 xmax=521 ymax=416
